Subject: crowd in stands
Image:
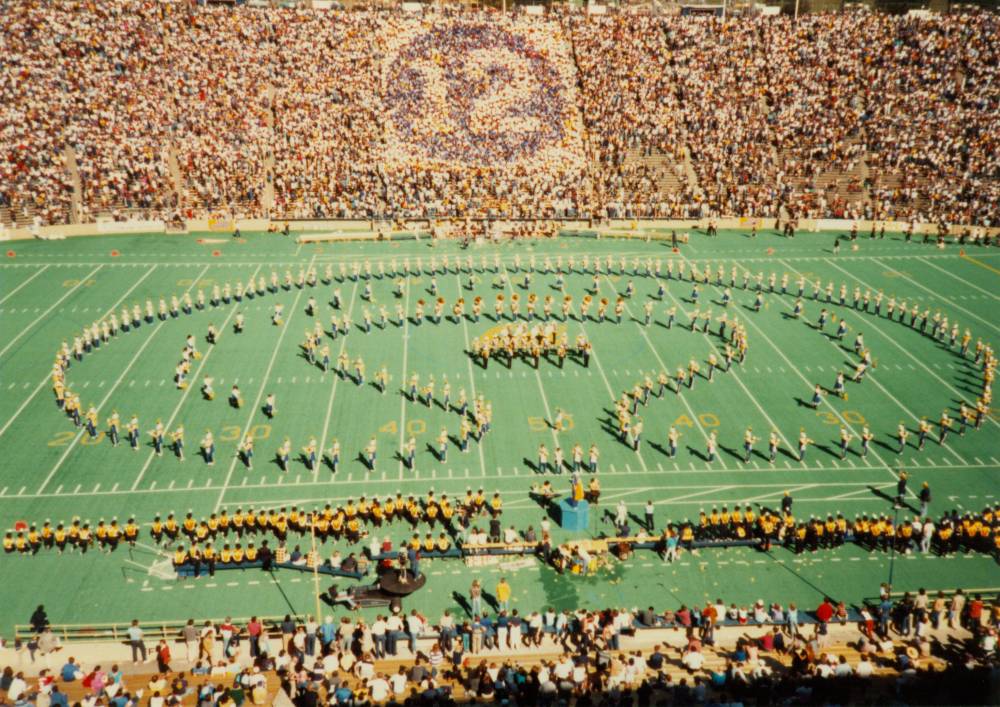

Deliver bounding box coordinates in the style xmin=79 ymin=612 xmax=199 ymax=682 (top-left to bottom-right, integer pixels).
xmin=270 ymin=10 xmax=383 ymax=220
xmin=376 ymin=14 xmax=588 ymax=221
xmin=4 ymin=588 xmax=998 ymax=705
xmin=2 ymin=5 xmax=998 ymax=228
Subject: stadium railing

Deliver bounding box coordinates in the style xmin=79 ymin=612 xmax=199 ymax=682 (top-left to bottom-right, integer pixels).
xmin=13 ymin=615 xmax=289 ymax=645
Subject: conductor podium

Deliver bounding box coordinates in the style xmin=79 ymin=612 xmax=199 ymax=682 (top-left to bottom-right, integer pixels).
xmin=557 ymin=499 xmax=590 ymax=531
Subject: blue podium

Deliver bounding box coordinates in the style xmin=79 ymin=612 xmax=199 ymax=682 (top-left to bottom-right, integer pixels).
xmin=557 ymin=499 xmax=590 ymax=531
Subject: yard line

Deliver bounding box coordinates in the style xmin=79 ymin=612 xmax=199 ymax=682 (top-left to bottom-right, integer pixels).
xmin=454 ymin=274 xmax=490 ymax=480
xmin=210 ymin=480 xmax=885 ymax=510
xmin=741 ymin=483 xmax=817 ymax=505
xmin=317 ymin=277 xmax=360 ymax=482
xmin=498 ymin=263 xmax=559 ymax=447
xmin=917 ymin=256 xmax=1000 ymax=301
xmin=217 ymin=492 xmax=901 ymax=510
xmin=131 ymin=265 xmax=264 ymax=490
xmin=396 ymin=274 xmax=412 ymax=477
xmin=34 ymin=265 xmax=208 ymax=495
xmin=598 ymin=275 xmax=714 ymax=444
xmin=6 ymin=463 xmax=986 ymax=502
xmin=777 ymin=258 xmax=966 ymax=466
xmin=0 ymin=264 xmax=50 ymax=306
xmin=0 ymin=265 xmax=103 ymax=359
xmin=828 ymin=483 xmax=896 ymax=501
xmin=0 ymin=265 xmax=158 ymax=439
xmin=873 ymin=257 xmax=1000 ymax=335
xmin=822 ymin=259 xmax=1000 ymax=432
xmin=652 ymin=485 xmax=735 ymax=505
xmin=672 ymin=254 xmax=906 ymax=492
xmin=657 ymin=269 xmax=795 ymax=454
xmin=213 ymin=256 xmax=316 ymax=511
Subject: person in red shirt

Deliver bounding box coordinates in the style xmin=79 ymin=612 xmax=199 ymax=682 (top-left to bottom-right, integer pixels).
xmin=156 ymin=640 xmax=171 ymax=673
xmin=967 ymin=594 xmax=984 ymax=629
xmin=815 ymin=597 xmax=834 ymax=628
xmin=246 ymin=616 xmax=263 ymax=658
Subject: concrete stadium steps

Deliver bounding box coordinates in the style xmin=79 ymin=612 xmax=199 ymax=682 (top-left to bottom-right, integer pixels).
xmin=64 ymin=146 xmax=82 ymax=225
xmin=777 ymin=147 xmax=867 ymax=207
xmin=869 ymin=170 xmax=933 ymax=214
xmin=622 ymin=147 xmax=690 ymax=197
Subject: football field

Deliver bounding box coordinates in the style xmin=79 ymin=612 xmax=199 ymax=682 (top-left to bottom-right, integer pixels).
xmin=0 ymin=228 xmax=998 ymax=635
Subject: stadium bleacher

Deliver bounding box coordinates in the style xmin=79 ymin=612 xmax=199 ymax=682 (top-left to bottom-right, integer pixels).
xmin=2 ymin=5 xmax=998 ymax=230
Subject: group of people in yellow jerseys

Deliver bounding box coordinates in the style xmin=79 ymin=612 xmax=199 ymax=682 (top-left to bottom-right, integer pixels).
xmin=470 ymin=324 xmax=591 ymax=370
xmin=147 ymin=489 xmax=504 ymax=547
xmin=3 ymin=517 xmax=140 ymax=555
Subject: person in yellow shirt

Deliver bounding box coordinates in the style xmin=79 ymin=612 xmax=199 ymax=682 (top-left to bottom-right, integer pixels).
xmin=495 ymin=577 xmax=512 ymax=612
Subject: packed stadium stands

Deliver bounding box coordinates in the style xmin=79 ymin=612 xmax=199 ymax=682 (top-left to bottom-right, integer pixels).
xmin=2 ymin=4 xmax=998 ymax=230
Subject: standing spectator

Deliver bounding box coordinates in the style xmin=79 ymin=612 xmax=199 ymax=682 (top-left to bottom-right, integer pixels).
xmin=156 ymin=640 xmax=171 ymax=673
xmin=919 ymin=482 xmax=931 ymax=517
xmin=470 ymin=580 xmax=483 ymax=616
xmin=949 ymin=590 xmax=966 ymax=629
xmin=496 ymin=577 xmax=512 ymax=612
xmin=198 ymin=621 xmax=215 ymax=661
xmin=181 ymin=619 xmax=198 ymax=663
xmin=127 ymin=620 xmax=146 ymax=663
xmin=246 ymin=616 xmax=263 ymax=658
xmin=219 ymin=617 xmax=235 ymax=654
xmin=319 ymin=616 xmax=337 ymax=652
xmin=305 ymin=615 xmax=318 ymax=657
xmin=406 ymin=610 xmax=425 ymax=654
xmin=280 ymin=614 xmax=296 ymax=651
xmin=967 ymin=594 xmax=984 ymax=630
xmin=787 ymin=603 xmax=800 ymax=637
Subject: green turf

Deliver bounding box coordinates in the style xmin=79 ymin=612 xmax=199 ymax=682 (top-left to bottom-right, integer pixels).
xmin=0 ymin=229 xmax=998 ymax=635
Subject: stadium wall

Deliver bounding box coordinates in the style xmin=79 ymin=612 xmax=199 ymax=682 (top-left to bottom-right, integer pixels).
xmin=2 ymin=218 xmax=998 ymax=242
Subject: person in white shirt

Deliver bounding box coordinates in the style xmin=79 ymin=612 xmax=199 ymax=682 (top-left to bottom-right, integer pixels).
xmin=920 ymin=520 xmax=935 ymax=553
xmin=405 ymin=612 xmax=425 ymax=654
xmin=321 ymin=653 xmax=338 ymax=676
xmin=369 ymin=674 xmax=391 ymax=702
xmin=371 ymin=616 xmax=387 ymax=659
xmin=714 ymin=599 xmax=727 ymax=622
xmin=856 ymin=657 xmax=874 ymax=678
xmin=528 ymin=611 xmax=544 ymax=646
xmin=509 ymin=612 xmax=522 ymax=648
xmin=386 ymin=614 xmax=404 ymax=656
xmin=354 ymin=657 xmax=375 ymax=681
xmin=6 ymin=673 xmax=27 ymax=702
xmin=553 ymin=656 xmax=573 ymax=682
xmin=389 ymin=667 xmax=408 ymax=696
xmin=682 ymin=647 xmax=704 ymax=672
xmin=496 ymin=617 xmax=509 ymax=650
